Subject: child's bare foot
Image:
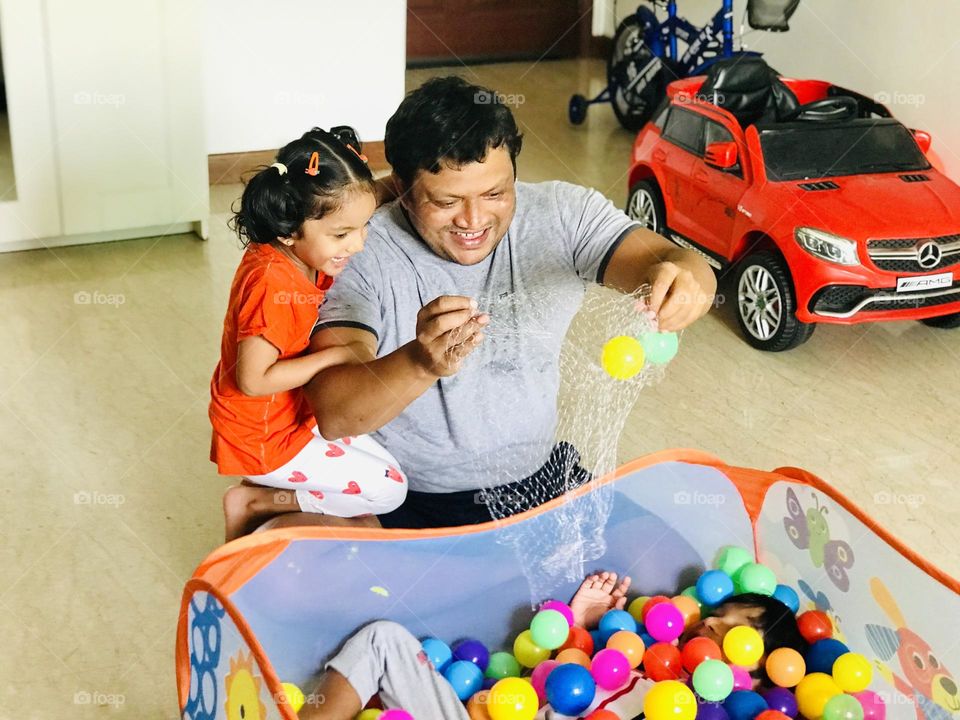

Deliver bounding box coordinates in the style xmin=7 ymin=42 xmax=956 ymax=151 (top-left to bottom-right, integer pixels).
xmin=223 ymin=484 xmax=298 ymax=542
xmin=569 ymin=572 xmax=632 ymax=628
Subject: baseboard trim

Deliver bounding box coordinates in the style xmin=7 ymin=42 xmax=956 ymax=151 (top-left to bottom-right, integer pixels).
xmin=0 ymin=221 xmax=201 ymax=254
xmin=208 ymin=141 xmax=389 ymax=185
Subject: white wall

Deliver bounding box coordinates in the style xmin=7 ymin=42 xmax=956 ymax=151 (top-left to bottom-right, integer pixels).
xmin=593 ymin=0 xmax=960 ymax=179
xmin=204 ymin=0 xmax=407 ymax=155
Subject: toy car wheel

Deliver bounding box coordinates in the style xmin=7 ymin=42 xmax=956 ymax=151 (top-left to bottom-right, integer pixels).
xmin=921 ymin=312 xmax=960 ymax=329
xmin=735 ymin=251 xmax=816 ymax=351
xmin=626 ymin=180 xmax=665 ymax=233
xmin=569 ymin=94 xmax=588 ymax=125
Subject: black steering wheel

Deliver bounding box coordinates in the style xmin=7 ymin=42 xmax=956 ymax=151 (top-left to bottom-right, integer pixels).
xmin=794 ymin=96 xmax=859 ymax=122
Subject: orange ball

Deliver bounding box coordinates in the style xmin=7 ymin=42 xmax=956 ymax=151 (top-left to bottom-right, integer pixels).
xmin=766 ymin=647 xmax=806 ymax=688
xmin=560 ymin=625 xmax=595 ymax=656
xmin=586 ymin=711 xmax=621 ymax=720
xmin=606 ymin=630 xmax=646 ymax=669
xmin=671 ymin=595 xmax=701 ymax=628
xmin=642 ymin=595 xmax=671 ymax=622
xmin=556 ymin=648 xmax=592 ymax=669
xmin=467 ymin=690 xmax=492 ymax=720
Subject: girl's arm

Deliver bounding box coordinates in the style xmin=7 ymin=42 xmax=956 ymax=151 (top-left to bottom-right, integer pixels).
xmin=235 ymin=335 xmax=352 ymax=397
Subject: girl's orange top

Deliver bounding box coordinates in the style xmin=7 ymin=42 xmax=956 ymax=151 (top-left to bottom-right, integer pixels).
xmin=209 ymin=243 xmax=334 ymax=475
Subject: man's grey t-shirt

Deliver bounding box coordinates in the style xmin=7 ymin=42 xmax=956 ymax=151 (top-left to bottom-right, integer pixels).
xmin=316 ymin=181 xmax=638 ymax=493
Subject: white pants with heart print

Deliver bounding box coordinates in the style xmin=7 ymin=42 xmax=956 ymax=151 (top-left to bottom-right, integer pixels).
xmin=245 ymin=426 xmax=408 ymax=517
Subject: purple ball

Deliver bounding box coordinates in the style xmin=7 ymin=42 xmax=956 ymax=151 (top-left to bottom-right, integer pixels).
xmin=761 ymin=688 xmax=798 ymax=718
xmin=541 ymin=600 xmax=576 ymax=627
xmin=698 ymin=701 xmax=732 ymax=720
xmin=453 ymin=639 xmax=490 ymax=672
xmin=482 ymin=677 xmax=498 ymax=691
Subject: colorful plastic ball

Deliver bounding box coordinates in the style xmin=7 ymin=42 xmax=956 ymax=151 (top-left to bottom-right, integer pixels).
xmin=682 ymin=586 xmax=706 ymax=610
xmin=698 ymin=702 xmax=731 ymax=720
xmin=682 ymin=637 xmax=722 ymax=673
xmin=832 ymin=653 xmax=873 ymax=693
xmin=644 ymin=679 xmax=698 ymax=720
xmin=280 ymin=683 xmax=305 ymax=713
xmin=672 ymin=595 xmax=702 ymax=627
xmin=357 ymin=710 xmax=384 ymax=720
xmin=545 ymin=663 xmax=597 ymax=716
xmin=733 ymin=564 xmax=777 ymax=596
xmin=852 ymin=691 xmax=886 ymax=720
xmin=422 ymin=637 xmax=453 ymax=673
xmin=697 ymin=571 xmax=735 ymax=606
xmin=795 ymin=672 xmax=842 ymax=720
xmin=587 ymin=711 xmax=621 ymax=720
xmin=561 ymin=625 xmax=595 ymax=656
xmin=592 ymin=648 xmax=632 ymax=690
xmin=641 ymin=331 xmax=679 ymax=364
xmin=755 ymin=711 xmax=791 ymax=720
xmin=806 ymin=639 xmax=850 ymax=675
xmin=761 ymin=687 xmax=798 ymax=718
xmin=765 ymin=648 xmax=806 ymax=688
xmin=601 ymin=335 xmax=646 ymax=380
xmin=531 ymin=609 xmax=570 ymax=650
xmin=600 ymin=609 xmax=638 ymax=636
xmin=640 ymin=631 xmax=657 ymax=649
xmin=629 ymin=596 xmax=652 ymax=622
xmin=446 ymin=660 xmax=485 ymax=701
xmin=540 ymin=600 xmax=575 ymax=627
xmin=530 ymin=660 xmax=559 ymax=703
xmin=486 ymin=652 xmax=522 ymax=680
xmin=723 ymin=626 xmax=764 ymax=667
xmin=556 ymin=648 xmax=592 ymax=669
xmin=797 ymin=611 xmax=834 ymax=644
xmin=514 ymin=630 xmax=550 ymax=668
xmin=692 ymin=659 xmax=735 ymax=702
xmin=647 ymin=602 xmax=685 ymax=642
xmin=771 ymin=585 xmax=800 ymax=614
xmin=644 ymin=642 xmax=684 ymax=681
xmin=455 ymin=639 xmax=491 ymax=672
xmin=823 ymin=694 xmax=866 ymax=720
xmin=488 ymin=677 xmax=539 ymax=720
xmin=467 ymin=689 xmax=493 ymax=720
xmin=714 ymin=547 xmax=754 ymax=578
xmin=723 ymin=691 xmax=768 ymax=720
xmin=381 ymin=710 xmax=414 ymax=720
xmin=642 ymin=595 xmax=672 ymax=621
xmin=590 ymin=629 xmax=607 ymax=651
xmin=730 ymin=666 xmax=753 ymax=691
xmin=607 ymin=630 xmax=646 ymax=668
xmin=482 ymin=677 xmax=498 ymax=691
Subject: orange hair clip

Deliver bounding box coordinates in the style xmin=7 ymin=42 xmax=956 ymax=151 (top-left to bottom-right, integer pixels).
xmin=347 ymin=144 xmax=368 ymax=163
xmin=305 ymin=151 xmax=320 ymax=176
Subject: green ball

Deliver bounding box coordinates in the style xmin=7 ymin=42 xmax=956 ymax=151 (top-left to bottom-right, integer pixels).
xmin=714 ymin=546 xmax=754 ymax=578
xmin=640 ymin=331 xmax=679 ymax=364
xmin=823 ymin=694 xmax=865 ymax=720
xmin=530 ymin=609 xmax=570 ymax=650
xmin=734 ymin=562 xmax=777 ymax=596
xmin=681 ymin=585 xmax=704 ymax=610
xmin=692 ymin=659 xmax=735 ymax=702
xmin=485 ymin=651 xmax=522 ymax=680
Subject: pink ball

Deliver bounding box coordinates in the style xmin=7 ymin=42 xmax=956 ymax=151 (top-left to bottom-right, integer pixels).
xmin=381 ymin=711 xmax=414 ymax=720
xmin=730 ymin=665 xmax=753 ymax=691
xmin=531 ymin=660 xmax=559 ymax=703
xmin=854 ymin=691 xmax=886 ymax=720
xmin=540 ymin=600 xmax=575 ymax=627
xmin=591 ymin=648 xmax=631 ymax=690
xmin=645 ymin=602 xmax=685 ymax=643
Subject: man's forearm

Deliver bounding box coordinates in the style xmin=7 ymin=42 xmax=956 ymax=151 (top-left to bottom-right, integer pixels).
xmin=661 ymin=247 xmax=717 ymax=296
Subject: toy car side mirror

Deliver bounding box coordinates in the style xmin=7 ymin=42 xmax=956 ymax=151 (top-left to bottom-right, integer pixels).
xmin=704 ymin=141 xmax=739 ymax=170
xmin=911 ymin=129 xmax=932 ymax=155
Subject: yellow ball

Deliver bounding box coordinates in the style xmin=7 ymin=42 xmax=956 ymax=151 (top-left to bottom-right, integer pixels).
xmin=488 ymin=677 xmax=540 ymax=720
xmin=629 ymin=596 xmax=651 ymax=623
xmin=644 ymin=679 xmax=698 ymax=720
xmin=513 ymin=630 xmax=550 ymax=668
xmin=601 ymin=336 xmax=646 ymax=380
xmin=722 ymin=625 xmax=765 ymax=666
xmin=796 ymin=672 xmax=842 ymax=719
xmin=281 ymin=683 xmax=305 ymax=713
xmin=833 ymin=652 xmax=874 ymax=693
xmin=356 ymin=710 xmax=383 ymax=719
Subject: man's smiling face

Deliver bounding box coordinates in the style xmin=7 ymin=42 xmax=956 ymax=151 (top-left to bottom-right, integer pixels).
xmin=401 ymin=145 xmax=517 ymax=266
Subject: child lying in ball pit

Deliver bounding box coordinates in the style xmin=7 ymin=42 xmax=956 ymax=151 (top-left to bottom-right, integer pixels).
xmin=297 ymin=572 xmax=806 ymax=719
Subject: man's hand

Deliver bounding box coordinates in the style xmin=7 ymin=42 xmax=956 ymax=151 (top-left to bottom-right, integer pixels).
xmin=646 ymin=260 xmax=715 ymax=332
xmin=407 ymin=295 xmax=489 ymax=377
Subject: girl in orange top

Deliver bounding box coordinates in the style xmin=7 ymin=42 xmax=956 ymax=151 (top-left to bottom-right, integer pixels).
xmin=211 ymin=127 xmax=406 ymax=541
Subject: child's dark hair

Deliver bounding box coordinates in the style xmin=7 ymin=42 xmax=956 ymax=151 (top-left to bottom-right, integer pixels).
xmin=232 ymin=126 xmax=375 ymax=246
xmin=384 ymin=76 xmax=524 ymax=189
xmin=719 ymin=593 xmax=807 ymax=686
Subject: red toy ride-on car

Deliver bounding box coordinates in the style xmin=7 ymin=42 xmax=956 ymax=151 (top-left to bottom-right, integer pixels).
xmin=627 ymin=57 xmax=960 ymax=351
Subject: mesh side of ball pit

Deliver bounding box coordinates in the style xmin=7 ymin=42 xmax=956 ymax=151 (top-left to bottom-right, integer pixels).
xmin=177 ymin=450 xmax=960 ymax=720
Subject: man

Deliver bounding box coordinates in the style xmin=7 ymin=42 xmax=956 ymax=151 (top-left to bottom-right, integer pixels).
xmin=264 ymin=76 xmax=716 ymax=531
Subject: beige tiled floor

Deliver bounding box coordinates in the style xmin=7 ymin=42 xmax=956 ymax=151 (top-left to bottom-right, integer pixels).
xmin=0 ymin=59 xmax=958 ymax=719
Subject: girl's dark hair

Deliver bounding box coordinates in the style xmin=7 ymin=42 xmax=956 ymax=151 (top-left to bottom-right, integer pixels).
xmin=232 ymin=126 xmax=376 ymax=246
xmin=384 ymin=76 xmax=524 ymax=188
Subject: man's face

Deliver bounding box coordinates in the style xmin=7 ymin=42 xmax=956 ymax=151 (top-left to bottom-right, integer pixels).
xmin=681 ymin=603 xmax=766 ymax=679
xmin=400 ymin=145 xmax=517 ymax=266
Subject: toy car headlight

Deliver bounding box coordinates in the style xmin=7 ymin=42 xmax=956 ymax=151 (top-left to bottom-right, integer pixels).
xmin=794 ymin=227 xmax=861 ymax=266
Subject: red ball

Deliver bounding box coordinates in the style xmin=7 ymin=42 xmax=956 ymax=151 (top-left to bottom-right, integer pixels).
xmin=681 ymin=636 xmax=723 ymax=673
xmin=643 ymin=642 xmax=683 ymax=681
xmin=641 ymin=595 xmax=672 ymax=622
xmin=797 ymin=611 xmax=833 ymax=644
xmin=586 ymin=711 xmax=621 ymax=720
xmin=560 ymin=625 xmax=595 ymax=656
xmin=756 ymin=711 xmax=791 ymax=720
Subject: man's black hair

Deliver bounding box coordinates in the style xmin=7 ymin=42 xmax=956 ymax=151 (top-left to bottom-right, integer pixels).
xmin=384 ymin=76 xmax=524 ymax=189
xmin=718 ymin=593 xmax=807 ymax=686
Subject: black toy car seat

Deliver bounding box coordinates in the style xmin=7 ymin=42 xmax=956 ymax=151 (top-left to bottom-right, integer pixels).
xmin=698 ymin=56 xmax=800 ymax=127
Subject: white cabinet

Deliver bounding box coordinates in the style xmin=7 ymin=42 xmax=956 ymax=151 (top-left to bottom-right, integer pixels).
xmin=0 ymin=0 xmax=208 ymax=252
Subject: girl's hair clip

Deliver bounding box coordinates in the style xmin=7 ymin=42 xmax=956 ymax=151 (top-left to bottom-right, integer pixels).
xmin=305 ymin=151 xmax=320 ymax=176
xmin=347 ymin=144 xmax=369 ymax=164
xmin=271 ymin=162 xmax=288 ymax=176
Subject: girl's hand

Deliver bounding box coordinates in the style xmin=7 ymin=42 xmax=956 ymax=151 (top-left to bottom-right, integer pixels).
xmin=569 ymin=572 xmax=633 ymax=629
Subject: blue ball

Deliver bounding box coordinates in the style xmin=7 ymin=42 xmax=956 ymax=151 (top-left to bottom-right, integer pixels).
xmin=639 ymin=631 xmax=656 ymax=648
xmin=545 ymin=663 xmax=596 ymax=716
xmin=697 ymin=570 xmax=735 ymax=606
xmin=453 ymin=638 xmax=490 ymax=672
xmin=589 ymin=629 xmax=605 ymax=651
xmin=598 ymin=609 xmax=637 ymax=636
xmin=421 ymin=637 xmax=452 ymax=673
xmin=444 ymin=660 xmax=483 ymax=701
xmin=805 ymin=638 xmax=850 ymax=674
xmin=772 ymin=585 xmax=800 ymax=614
xmin=723 ymin=691 xmax=768 ymax=720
